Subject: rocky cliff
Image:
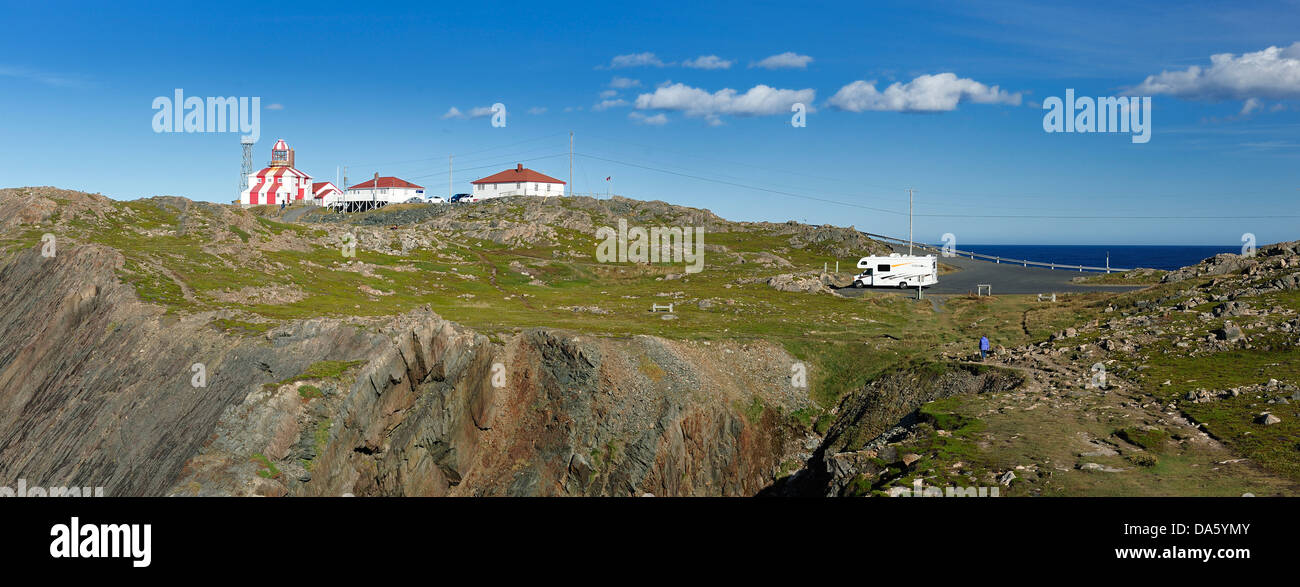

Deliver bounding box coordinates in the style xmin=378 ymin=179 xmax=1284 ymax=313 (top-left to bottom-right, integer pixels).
xmin=0 ymin=230 xmax=810 ymax=496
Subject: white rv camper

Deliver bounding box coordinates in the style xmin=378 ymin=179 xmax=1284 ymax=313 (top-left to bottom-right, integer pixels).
xmin=853 ymin=254 xmax=938 ymax=288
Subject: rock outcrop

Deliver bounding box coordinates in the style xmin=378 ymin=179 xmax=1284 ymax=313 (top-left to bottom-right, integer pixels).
xmin=0 ymin=243 xmax=808 ymax=497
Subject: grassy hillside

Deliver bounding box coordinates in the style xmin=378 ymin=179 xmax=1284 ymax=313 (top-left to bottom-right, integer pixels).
xmin=8 ymin=187 xmax=1296 ymax=497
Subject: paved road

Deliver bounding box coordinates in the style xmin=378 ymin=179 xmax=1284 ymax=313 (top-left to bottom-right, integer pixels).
xmin=281 ymin=204 xmax=316 ymax=223
xmin=836 ymin=244 xmax=1146 ymax=296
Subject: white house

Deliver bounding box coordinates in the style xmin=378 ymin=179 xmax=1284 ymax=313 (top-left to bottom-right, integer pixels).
xmin=340 ymin=175 xmax=424 ymax=212
xmin=312 ymin=181 xmax=343 ymax=207
xmin=470 ymin=164 xmax=565 ymax=200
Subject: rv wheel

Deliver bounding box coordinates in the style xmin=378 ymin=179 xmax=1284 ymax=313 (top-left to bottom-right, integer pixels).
xmin=898 ymin=282 xmax=908 ymax=289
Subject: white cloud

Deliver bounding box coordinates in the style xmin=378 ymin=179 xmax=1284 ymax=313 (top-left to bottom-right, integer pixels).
xmin=634 ymin=82 xmax=815 ymax=124
xmin=828 ymin=73 xmax=1021 ymax=112
xmin=1239 ymin=98 xmax=1262 ymax=116
xmin=527 ymin=106 xmax=547 ymax=115
xmin=441 ymin=106 xmax=495 ymax=119
xmin=593 ymin=99 xmax=630 ymax=111
xmin=610 ymin=76 xmax=642 ymax=89
xmin=0 ymin=65 xmax=89 ymax=87
xmin=683 ymin=55 xmax=733 ymax=70
xmin=1129 ymin=42 xmax=1300 ymax=101
xmin=599 ymin=89 xmax=619 ymax=99
xmin=629 ymin=112 xmax=668 ymax=125
xmin=751 ymin=52 xmax=813 ymax=70
xmin=600 ymin=52 xmax=668 ymax=69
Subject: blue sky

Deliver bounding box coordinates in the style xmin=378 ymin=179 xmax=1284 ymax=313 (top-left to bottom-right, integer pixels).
xmin=1 ymin=0 xmax=1298 ymax=244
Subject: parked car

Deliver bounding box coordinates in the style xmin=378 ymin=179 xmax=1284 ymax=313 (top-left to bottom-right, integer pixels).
xmin=403 ymin=197 xmax=425 ymax=204
xmin=449 ymin=193 xmax=473 ymax=203
xmin=427 ymin=196 xmax=446 ymax=204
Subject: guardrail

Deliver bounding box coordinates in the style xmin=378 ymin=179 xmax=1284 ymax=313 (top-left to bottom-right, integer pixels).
xmin=859 ymin=232 xmax=1132 ymax=273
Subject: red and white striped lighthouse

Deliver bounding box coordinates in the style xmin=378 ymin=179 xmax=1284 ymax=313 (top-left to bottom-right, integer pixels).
xmin=240 ymin=139 xmax=313 ymax=206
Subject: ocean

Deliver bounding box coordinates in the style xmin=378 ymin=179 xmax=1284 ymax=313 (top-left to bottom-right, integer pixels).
xmin=948 ymin=245 xmax=1240 ymax=271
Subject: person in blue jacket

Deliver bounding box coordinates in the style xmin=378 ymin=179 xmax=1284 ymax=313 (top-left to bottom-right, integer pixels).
xmin=979 ymin=335 xmax=990 ymax=361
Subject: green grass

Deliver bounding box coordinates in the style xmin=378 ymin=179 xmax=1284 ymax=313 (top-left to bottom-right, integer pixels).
xmin=1072 ymin=269 xmax=1168 ymax=285
xmin=1116 ymin=343 xmax=1300 ymax=482
xmin=209 ymin=318 xmax=272 ymax=336
xmin=1118 ymin=427 xmax=1169 ymax=453
xmin=264 ymin=360 xmax=365 ymax=390
xmin=839 ymin=397 xmax=990 ymax=496
xmin=739 ymin=396 xmax=766 ymax=424
xmin=298 ymin=384 xmax=323 ymax=399
xmin=251 ymin=453 xmax=281 ymax=479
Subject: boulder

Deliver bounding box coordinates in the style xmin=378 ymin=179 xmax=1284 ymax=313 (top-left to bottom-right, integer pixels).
xmin=1255 ymin=412 xmax=1281 ymax=426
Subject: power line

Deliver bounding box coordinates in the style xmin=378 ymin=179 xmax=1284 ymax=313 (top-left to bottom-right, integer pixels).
xmin=580 ymin=131 xmax=1289 ymax=212
xmin=392 ymin=144 xmax=568 ymax=179
xmin=404 ymin=153 xmax=568 ymax=181
xmin=574 ymin=152 xmax=1300 ymax=220
xmin=575 ymin=152 xmax=906 ymax=216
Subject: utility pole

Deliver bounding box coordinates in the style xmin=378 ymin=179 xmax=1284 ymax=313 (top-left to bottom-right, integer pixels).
xmin=569 ymin=131 xmax=574 ymax=197
xmin=449 ymin=155 xmax=453 ymax=200
xmin=907 ymin=188 xmax=914 ymax=256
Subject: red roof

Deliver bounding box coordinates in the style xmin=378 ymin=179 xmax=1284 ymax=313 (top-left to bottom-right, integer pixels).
xmin=471 ymin=164 xmax=565 ymax=185
xmin=312 ymin=182 xmax=341 ymax=198
xmin=348 ymin=176 xmax=424 ymax=190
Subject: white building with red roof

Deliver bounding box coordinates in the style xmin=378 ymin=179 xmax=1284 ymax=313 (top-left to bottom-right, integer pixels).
xmin=470 ymin=164 xmax=565 ymax=200
xmin=312 ymin=181 xmax=343 ymax=207
xmin=240 ymin=139 xmax=314 ymax=207
xmin=339 ymin=174 xmax=425 ymax=212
